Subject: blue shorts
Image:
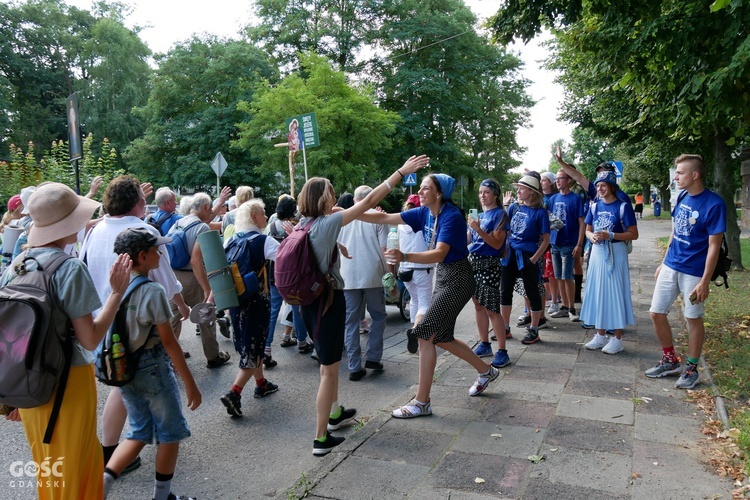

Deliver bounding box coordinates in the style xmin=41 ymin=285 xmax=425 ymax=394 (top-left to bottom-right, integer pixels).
xmin=551 ymin=245 xmax=575 ymax=280
xmin=119 ymin=344 xmax=191 ymax=444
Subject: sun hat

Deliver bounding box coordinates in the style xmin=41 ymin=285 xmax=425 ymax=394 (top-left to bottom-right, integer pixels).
xmin=594 ymin=170 xmax=618 ymax=187
xmin=432 ymin=174 xmax=455 ymax=199
xmin=26 ymin=183 xmax=101 ymax=246
xmin=190 ymin=302 xmax=216 ymax=325
xmin=7 ymin=195 xmax=22 ymax=212
xmin=513 ymin=175 xmax=543 ymax=195
xmin=113 ymin=227 xmax=172 ymax=256
xmin=406 ymin=194 xmax=420 ymax=207
xmin=540 ymin=172 xmax=556 ymax=185
xmin=20 ymin=186 xmax=36 ymax=215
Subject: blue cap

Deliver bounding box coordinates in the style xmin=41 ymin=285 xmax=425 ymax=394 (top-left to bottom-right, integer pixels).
xmin=433 ymin=174 xmax=455 ymax=200
xmin=595 ymin=170 xmax=617 ymax=186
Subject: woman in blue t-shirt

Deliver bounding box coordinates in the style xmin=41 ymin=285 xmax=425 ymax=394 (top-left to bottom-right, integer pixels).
xmin=500 ymin=175 xmax=550 ymax=345
xmin=358 ymin=174 xmax=500 ymax=419
xmin=468 ymin=179 xmax=510 ymax=369
xmin=580 ymin=171 xmax=639 ymax=354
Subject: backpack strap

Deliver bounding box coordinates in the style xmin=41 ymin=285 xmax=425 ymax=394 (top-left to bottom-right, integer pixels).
xmin=37 ymin=251 xmax=74 ymax=444
xmin=150 ymin=212 xmax=173 ymax=235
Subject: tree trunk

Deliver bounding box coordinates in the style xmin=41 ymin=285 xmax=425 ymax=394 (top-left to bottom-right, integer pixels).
xmin=741 ymin=145 xmax=750 ymax=230
xmin=641 ymin=183 xmax=651 ymax=205
xmin=714 ymin=131 xmax=743 ymax=270
xmin=658 ymin=185 xmax=671 ymax=215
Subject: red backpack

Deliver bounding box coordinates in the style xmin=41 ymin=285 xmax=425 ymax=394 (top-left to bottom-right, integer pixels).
xmin=274 ymin=218 xmax=336 ymax=306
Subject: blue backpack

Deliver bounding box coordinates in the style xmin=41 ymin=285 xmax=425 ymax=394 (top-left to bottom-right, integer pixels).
xmin=224 ymin=231 xmax=268 ymax=306
xmin=165 ymin=220 xmax=202 ymax=270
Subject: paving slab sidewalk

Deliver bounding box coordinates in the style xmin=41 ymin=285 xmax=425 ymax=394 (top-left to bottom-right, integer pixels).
xmin=283 ymin=219 xmax=735 ymax=500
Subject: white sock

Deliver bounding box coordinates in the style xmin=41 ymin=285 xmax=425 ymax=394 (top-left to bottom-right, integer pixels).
xmin=103 ymin=471 xmax=116 ymax=498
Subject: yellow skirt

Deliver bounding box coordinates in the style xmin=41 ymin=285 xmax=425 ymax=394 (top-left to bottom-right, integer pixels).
xmin=19 ymin=364 xmax=103 ymax=500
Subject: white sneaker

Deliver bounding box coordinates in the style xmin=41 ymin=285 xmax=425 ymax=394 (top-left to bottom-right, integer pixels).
xmin=546 ymin=302 xmax=559 ymax=315
xmin=584 ymin=334 xmax=609 ymax=350
xmin=602 ymin=337 xmax=624 ymax=355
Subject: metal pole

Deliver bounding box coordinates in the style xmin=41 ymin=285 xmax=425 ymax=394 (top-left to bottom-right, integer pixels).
xmin=217 ymin=174 xmax=220 ymax=200
xmin=74 ymin=159 xmax=81 ymax=194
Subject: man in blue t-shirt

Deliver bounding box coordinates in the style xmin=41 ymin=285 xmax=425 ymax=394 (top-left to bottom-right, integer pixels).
xmin=548 ymin=171 xmax=585 ymax=321
xmin=554 ymin=146 xmax=632 ymax=204
xmin=645 ymin=154 xmax=726 ymax=390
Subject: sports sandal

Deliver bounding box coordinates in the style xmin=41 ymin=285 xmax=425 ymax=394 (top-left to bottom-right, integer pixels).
xmin=392 ymin=399 xmax=432 ymax=419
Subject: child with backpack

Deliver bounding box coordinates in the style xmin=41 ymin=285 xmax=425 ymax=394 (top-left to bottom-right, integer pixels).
xmin=103 ymin=227 xmax=202 ymax=500
xmin=1 ymin=183 xmax=132 ymax=500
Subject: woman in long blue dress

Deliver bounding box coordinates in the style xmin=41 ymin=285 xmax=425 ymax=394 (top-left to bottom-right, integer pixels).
xmin=580 ymin=171 xmax=639 ymax=354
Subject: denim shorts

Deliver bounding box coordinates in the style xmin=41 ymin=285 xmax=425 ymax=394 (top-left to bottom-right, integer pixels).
xmin=551 ymin=245 xmax=575 ymax=280
xmin=649 ymin=264 xmax=704 ymax=319
xmin=119 ymin=344 xmax=191 ymax=444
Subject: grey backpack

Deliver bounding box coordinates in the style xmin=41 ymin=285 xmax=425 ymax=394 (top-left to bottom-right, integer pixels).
xmin=0 ymin=251 xmax=74 ymax=443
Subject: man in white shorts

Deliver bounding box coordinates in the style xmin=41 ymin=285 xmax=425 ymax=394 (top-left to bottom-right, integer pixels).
xmin=646 ymin=154 xmax=726 ymax=389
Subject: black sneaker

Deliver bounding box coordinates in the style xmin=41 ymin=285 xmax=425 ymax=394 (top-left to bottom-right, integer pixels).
xmin=254 ymin=381 xmax=279 ymax=398
xmin=516 ymin=315 xmax=531 ymax=327
xmin=327 ymin=406 xmax=357 ymax=431
xmin=298 ymin=341 xmax=314 ymax=354
xmin=220 ymin=390 xmax=242 ymax=417
xmin=406 ymin=328 xmax=418 ymax=353
xmin=349 ymin=368 xmax=366 ymax=381
xmin=536 ymin=317 xmax=548 ymax=330
xmin=313 ymin=432 xmax=345 ymax=456
xmin=262 ymin=355 xmax=277 ymax=368
xmin=364 ymin=360 xmax=384 ymax=371
xmin=121 ymin=455 xmax=141 ymax=475
xmin=521 ymin=328 xmax=541 ymax=345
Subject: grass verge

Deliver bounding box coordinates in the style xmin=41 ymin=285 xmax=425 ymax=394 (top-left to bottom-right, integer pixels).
xmin=656 ymin=236 xmax=750 ymax=484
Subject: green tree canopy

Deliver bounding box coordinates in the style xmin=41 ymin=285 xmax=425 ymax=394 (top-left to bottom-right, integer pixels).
xmin=375 ymin=0 xmax=533 ymax=189
xmin=125 ymin=36 xmax=277 ymax=191
xmin=234 ymin=52 xmax=400 ymax=195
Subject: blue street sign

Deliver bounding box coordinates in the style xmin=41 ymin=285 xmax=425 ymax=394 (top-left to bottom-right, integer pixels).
xmin=612 ymin=161 xmax=624 ymax=178
xmin=404 ymin=173 xmax=417 ymax=186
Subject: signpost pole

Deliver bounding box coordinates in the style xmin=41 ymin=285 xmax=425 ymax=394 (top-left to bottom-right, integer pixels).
xmin=302 ymin=146 xmax=308 ymax=182
xmin=289 ymin=150 xmax=295 ymax=198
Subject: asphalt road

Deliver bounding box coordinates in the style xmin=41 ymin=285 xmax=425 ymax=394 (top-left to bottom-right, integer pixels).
xmin=0 ymin=302 xmax=420 ymax=499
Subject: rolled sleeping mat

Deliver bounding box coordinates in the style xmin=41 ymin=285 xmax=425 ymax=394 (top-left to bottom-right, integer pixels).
xmin=2 ymin=225 xmax=23 ymax=254
xmin=197 ymin=230 xmax=239 ymax=311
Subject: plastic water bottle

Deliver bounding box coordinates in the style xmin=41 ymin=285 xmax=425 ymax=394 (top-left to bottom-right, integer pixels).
xmin=111 ymin=334 xmax=128 ymax=382
xmin=386 ymin=228 xmax=399 ymax=265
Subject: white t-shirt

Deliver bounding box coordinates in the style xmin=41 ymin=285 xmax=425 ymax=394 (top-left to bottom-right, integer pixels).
xmin=338 ymin=210 xmax=387 ymax=289
xmin=80 ymin=215 xmax=183 ymax=311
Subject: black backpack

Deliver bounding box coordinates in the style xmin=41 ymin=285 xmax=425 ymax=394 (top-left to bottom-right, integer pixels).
xmin=0 ymin=251 xmax=74 ymax=444
xmin=95 ymin=275 xmax=152 ymax=386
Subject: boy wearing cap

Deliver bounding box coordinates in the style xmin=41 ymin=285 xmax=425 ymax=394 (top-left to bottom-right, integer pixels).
xmin=103 ymin=227 xmax=201 ymax=500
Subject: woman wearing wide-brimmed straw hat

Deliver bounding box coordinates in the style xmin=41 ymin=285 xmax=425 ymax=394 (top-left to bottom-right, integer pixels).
xmin=2 ymin=182 xmax=131 ymax=499
xmin=500 ymin=175 xmax=550 ymax=345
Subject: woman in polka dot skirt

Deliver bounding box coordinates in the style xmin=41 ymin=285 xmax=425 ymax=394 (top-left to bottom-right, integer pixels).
xmin=467 ymin=179 xmax=510 ymax=370
xmin=357 ymin=173 xmax=500 ymax=419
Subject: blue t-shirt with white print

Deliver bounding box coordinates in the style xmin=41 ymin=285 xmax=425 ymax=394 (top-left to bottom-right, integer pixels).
xmin=401 ymin=203 xmax=468 ymax=264
xmin=663 ymin=189 xmax=726 ymax=278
